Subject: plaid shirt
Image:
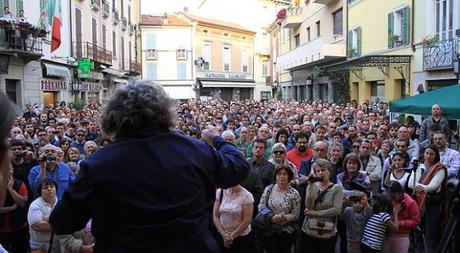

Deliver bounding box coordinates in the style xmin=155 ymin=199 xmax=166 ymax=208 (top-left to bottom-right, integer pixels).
xmin=440 ymin=148 xmax=460 ymax=178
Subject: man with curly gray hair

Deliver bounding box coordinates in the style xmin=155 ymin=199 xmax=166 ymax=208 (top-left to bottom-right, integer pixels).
xmin=50 ymin=79 xmax=250 ymax=253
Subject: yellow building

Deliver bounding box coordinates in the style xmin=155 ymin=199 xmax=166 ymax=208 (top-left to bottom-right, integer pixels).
xmin=179 ymin=12 xmax=256 ymax=100
xmin=326 ymin=0 xmax=414 ymax=104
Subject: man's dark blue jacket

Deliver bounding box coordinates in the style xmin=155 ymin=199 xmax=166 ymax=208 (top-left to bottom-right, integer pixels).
xmin=49 ymin=132 xmax=249 ymax=252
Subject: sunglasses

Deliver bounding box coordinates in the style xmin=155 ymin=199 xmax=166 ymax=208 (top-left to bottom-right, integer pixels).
xmin=273 ymin=150 xmax=285 ymax=155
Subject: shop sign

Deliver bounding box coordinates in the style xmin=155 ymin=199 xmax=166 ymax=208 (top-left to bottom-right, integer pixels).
xmin=197 ymin=71 xmax=251 ymax=80
xmin=73 ymin=82 xmax=101 ymax=92
xmin=41 ymin=79 xmax=67 ymax=91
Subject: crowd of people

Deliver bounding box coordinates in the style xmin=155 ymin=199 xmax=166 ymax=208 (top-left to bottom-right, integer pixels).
xmin=1 ymin=83 xmax=460 ymax=253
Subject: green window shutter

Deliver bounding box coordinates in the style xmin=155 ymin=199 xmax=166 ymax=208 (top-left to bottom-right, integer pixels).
xmin=356 ymin=27 xmax=362 ymax=57
xmin=402 ymin=6 xmax=410 ymax=45
xmin=348 ymin=30 xmax=353 ymax=57
xmin=16 ymin=0 xmax=23 ymax=15
xmin=388 ymin=12 xmax=394 ymax=48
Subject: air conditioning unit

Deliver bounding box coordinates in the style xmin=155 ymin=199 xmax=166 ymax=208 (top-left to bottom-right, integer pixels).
xmin=146 ymin=49 xmax=157 ymax=60
xmin=176 ymin=49 xmax=187 ymax=60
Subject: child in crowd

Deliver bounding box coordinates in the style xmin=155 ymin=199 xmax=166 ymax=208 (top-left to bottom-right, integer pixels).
xmin=341 ymin=190 xmax=373 ymax=253
xmin=361 ymin=193 xmax=400 ymax=253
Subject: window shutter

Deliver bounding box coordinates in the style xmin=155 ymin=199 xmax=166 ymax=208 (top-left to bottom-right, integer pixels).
xmin=402 ymin=6 xmax=410 ymax=45
xmin=147 ymin=34 xmax=156 ymax=49
xmin=16 ymin=0 xmax=24 ymax=16
xmin=348 ymin=30 xmax=353 ymax=57
xmin=388 ymin=12 xmax=394 ymax=48
xmin=356 ymin=27 xmax=362 ymax=57
xmin=147 ymin=63 xmax=157 ymax=80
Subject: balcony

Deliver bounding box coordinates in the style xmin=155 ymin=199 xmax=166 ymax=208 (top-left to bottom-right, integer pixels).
xmin=276 ymin=36 xmax=346 ymax=72
xmin=0 ymin=23 xmax=43 ymax=61
xmin=130 ymin=61 xmax=141 ymax=74
xmin=280 ymin=13 xmax=303 ymax=29
xmin=121 ymin=18 xmax=127 ymax=31
xmin=73 ymin=42 xmax=112 ymax=66
xmin=90 ymin=0 xmax=101 ymax=10
xmin=312 ymin=0 xmax=335 ymax=4
xmin=423 ymin=39 xmax=458 ymax=71
xmin=112 ymin=9 xmax=119 ymax=25
xmin=102 ymin=0 xmax=110 ymax=17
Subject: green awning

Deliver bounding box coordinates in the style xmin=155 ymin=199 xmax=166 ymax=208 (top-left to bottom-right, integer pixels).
xmin=389 ymin=84 xmax=460 ymax=119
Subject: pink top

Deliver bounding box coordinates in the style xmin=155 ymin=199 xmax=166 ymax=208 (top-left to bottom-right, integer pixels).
xmin=216 ymin=187 xmax=254 ymax=236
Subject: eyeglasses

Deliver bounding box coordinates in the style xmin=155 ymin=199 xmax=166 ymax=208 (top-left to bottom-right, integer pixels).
xmin=273 ymin=150 xmax=285 ymax=155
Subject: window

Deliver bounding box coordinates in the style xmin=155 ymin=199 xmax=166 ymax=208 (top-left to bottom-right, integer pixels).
xmin=177 ymin=49 xmax=187 ymax=60
xmin=147 ymin=34 xmax=156 ymax=49
xmin=306 ymin=27 xmax=311 ymax=41
xmin=112 ymin=31 xmax=116 ymax=57
xmin=388 ymin=6 xmax=410 ymax=48
xmin=371 ymin=81 xmax=385 ymax=100
xmin=316 ymin=21 xmax=320 ymax=37
xmin=223 ymin=44 xmax=231 ymax=71
xmin=261 ymin=92 xmax=271 ymax=101
xmin=333 ymin=8 xmax=343 ymax=36
xmin=147 ymin=63 xmax=157 ymax=80
xmin=177 ymin=63 xmax=186 ymax=80
xmin=262 ymin=63 xmax=268 ymax=76
xmin=294 ymin=34 xmax=300 ymax=47
xmin=241 ymin=48 xmax=249 ymax=73
xmin=202 ymin=41 xmax=212 ymax=70
xmin=435 ymin=0 xmax=456 ymax=40
xmin=348 ymin=27 xmax=361 ymax=58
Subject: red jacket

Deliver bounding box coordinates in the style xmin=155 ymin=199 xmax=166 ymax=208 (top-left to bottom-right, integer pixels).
xmin=389 ymin=193 xmax=420 ymax=237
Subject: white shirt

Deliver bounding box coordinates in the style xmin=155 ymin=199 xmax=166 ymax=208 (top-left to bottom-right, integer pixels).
xmin=28 ymin=196 xmax=58 ymax=244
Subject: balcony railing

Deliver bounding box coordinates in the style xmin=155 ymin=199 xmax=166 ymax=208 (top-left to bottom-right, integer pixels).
xmin=121 ymin=18 xmax=127 ymax=31
xmin=280 ymin=13 xmax=302 ymax=29
xmin=73 ymin=42 xmax=112 ymax=66
xmin=112 ymin=9 xmax=119 ymax=25
xmin=102 ymin=0 xmax=109 ymax=17
xmin=0 ymin=22 xmax=43 ymax=59
xmin=130 ymin=61 xmax=141 ymax=73
xmin=276 ymin=36 xmax=346 ymax=72
xmin=423 ymin=39 xmax=458 ymax=71
xmin=129 ymin=23 xmax=134 ymax=35
xmin=90 ymin=0 xmax=101 ymax=10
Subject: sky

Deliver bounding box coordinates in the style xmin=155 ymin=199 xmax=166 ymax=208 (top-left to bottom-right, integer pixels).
xmin=140 ymin=0 xmax=280 ymax=31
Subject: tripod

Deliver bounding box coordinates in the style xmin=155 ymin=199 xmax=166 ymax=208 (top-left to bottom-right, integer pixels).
xmin=435 ymin=195 xmax=459 ymax=253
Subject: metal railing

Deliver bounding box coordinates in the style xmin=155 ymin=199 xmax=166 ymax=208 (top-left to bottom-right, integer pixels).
xmin=423 ymin=38 xmax=458 ymax=70
xmin=0 ymin=24 xmax=43 ymax=55
xmin=73 ymin=41 xmax=112 ymax=66
xmin=112 ymin=9 xmax=119 ymax=24
xmin=102 ymin=0 xmax=110 ymax=17
xmin=91 ymin=0 xmax=101 ymax=10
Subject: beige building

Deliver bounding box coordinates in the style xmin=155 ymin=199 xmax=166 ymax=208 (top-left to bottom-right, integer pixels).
xmin=70 ymin=0 xmax=141 ymax=103
xmin=179 ymin=12 xmax=256 ymax=100
xmin=271 ymin=0 xmax=347 ymax=102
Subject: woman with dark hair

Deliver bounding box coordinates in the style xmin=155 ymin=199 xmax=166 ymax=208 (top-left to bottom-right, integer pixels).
xmin=384 ymin=152 xmax=413 ymax=192
xmin=259 ymin=165 xmax=300 ymax=253
xmin=408 ymin=145 xmax=447 ymax=253
xmin=50 ymin=80 xmax=249 ymax=252
xmin=275 ymin=128 xmax=289 ymax=147
xmin=337 ymin=154 xmax=370 ymax=197
xmin=59 ymin=138 xmax=71 ymax=162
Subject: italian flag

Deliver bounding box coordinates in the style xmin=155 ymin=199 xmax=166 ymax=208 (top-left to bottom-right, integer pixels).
xmin=51 ymin=0 xmax=62 ymax=53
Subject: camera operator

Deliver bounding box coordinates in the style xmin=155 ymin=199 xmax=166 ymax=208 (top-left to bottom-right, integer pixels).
xmin=10 ymin=139 xmax=36 ymax=203
xmin=27 ymin=144 xmax=74 ymax=200
xmin=0 ymin=92 xmax=16 ymax=207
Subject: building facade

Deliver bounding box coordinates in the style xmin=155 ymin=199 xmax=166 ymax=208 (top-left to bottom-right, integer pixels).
xmin=139 ymin=14 xmax=195 ymax=100
xmin=413 ymin=0 xmax=460 ymax=94
xmin=326 ymin=0 xmax=414 ymax=104
xmin=271 ymin=0 xmax=347 ymax=102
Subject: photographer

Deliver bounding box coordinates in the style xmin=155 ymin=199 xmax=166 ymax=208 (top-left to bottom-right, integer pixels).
xmin=10 ymin=139 xmax=36 ymax=203
xmin=302 ymin=159 xmax=343 ymax=253
xmin=28 ymin=144 xmax=74 ymax=200
xmin=0 ymin=91 xmax=16 ymax=207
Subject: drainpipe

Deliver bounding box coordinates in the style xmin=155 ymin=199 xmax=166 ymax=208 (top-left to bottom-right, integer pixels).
xmin=69 ymin=0 xmax=73 ymax=58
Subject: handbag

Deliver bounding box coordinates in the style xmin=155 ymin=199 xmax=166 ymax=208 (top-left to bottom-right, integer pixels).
xmin=302 ymin=184 xmax=337 ymax=239
xmin=252 ymin=185 xmax=276 ymax=232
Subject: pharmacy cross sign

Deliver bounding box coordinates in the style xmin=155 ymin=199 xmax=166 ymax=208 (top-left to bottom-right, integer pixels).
xmin=78 ymin=58 xmax=94 ymax=74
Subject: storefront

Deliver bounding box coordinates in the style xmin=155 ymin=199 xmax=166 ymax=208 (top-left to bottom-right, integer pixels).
xmin=41 ymin=79 xmax=67 ymax=106
xmin=196 ymin=71 xmax=255 ymax=101
xmin=41 ymin=61 xmax=73 ymax=105
xmin=72 ymin=81 xmax=102 ymax=104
